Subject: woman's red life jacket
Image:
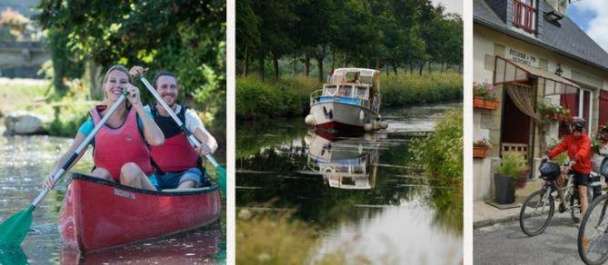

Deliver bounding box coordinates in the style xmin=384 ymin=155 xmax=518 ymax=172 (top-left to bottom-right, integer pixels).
xmin=91 ymin=106 xmax=154 ymax=181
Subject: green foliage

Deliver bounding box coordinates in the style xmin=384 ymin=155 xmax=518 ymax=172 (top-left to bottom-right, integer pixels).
xmin=237 ymin=212 xmax=343 ymax=265
xmin=473 ymin=82 xmax=497 ymax=100
xmin=382 ymin=71 xmax=462 ymax=107
xmin=236 ymin=71 xmax=460 ymax=120
xmin=411 ymin=110 xmax=462 ymax=182
xmin=237 ymin=0 xmax=462 ymax=79
xmin=410 ymin=110 xmax=463 ymax=231
xmin=497 ymin=151 xmax=528 ymax=179
xmin=236 ymin=76 xmax=320 ymax=120
xmin=36 ymin=0 xmax=226 ymax=122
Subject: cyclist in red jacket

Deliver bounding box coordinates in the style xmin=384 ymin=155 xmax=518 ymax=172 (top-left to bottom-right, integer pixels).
xmin=545 ymin=117 xmax=592 ymax=217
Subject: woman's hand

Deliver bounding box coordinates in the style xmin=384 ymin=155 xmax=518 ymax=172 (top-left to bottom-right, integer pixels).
xmin=129 ymin=66 xmax=147 ymax=78
xmin=195 ymin=143 xmax=212 ymax=156
xmin=126 ymin=83 xmax=143 ymax=109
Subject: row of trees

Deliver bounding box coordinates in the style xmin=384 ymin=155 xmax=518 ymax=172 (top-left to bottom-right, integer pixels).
xmin=237 ymin=0 xmax=462 ymax=81
xmin=36 ymin=0 xmax=225 ymax=116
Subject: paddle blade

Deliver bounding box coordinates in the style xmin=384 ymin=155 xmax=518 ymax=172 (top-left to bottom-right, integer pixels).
xmin=215 ymin=165 xmax=226 ymax=194
xmin=0 ymin=246 xmax=28 ymax=265
xmin=0 ymin=206 xmax=34 ymax=248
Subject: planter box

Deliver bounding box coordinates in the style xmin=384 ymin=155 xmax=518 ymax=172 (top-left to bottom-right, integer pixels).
xmin=473 ymin=146 xmax=489 ymax=159
xmin=494 ymin=174 xmax=515 ymax=204
xmin=473 ymin=97 xmax=498 ymax=110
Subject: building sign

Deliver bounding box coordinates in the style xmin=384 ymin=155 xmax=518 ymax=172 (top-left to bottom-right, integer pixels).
xmin=507 ymin=47 xmax=539 ymax=68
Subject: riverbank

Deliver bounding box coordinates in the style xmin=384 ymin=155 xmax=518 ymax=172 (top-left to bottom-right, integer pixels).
xmin=236 ymin=71 xmax=462 ymax=120
xmin=0 ymin=78 xmax=226 ymax=180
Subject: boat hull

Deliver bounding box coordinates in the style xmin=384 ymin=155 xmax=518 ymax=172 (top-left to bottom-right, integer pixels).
xmin=309 ymin=98 xmax=379 ymax=133
xmin=60 ymin=173 xmax=221 ymax=253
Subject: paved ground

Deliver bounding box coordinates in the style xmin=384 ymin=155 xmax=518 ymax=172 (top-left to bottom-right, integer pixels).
xmin=474 ymin=179 xmax=544 ymax=228
xmin=474 ymin=216 xmax=585 ymax=265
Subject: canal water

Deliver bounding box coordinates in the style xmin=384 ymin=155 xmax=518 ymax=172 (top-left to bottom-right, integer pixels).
xmin=236 ymin=103 xmax=463 ymax=264
xmin=0 ymin=132 xmax=226 ymax=264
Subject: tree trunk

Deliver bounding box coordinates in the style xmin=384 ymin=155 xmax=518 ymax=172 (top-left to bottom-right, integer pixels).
xmin=332 ymin=50 xmax=336 ymax=71
xmin=244 ymin=47 xmax=249 ymax=76
xmin=87 ymin=60 xmax=103 ymax=100
xmin=259 ymin=54 xmax=265 ymax=81
xmin=316 ymin=56 xmax=324 ymax=82
xmin=304 ymin=56 xmax=310 ymax=77
xmin=272 ymin=53 xmax=280 ymax=80
xmin=409 ymin=63 xmax=414 ymax=74
xmin=418 ymin=62 xmax=424 ymax=76
xmin=428 ymin=61 xmax=432 ymax=73
xmin=393 ymin=63 xmax=398 ymax=75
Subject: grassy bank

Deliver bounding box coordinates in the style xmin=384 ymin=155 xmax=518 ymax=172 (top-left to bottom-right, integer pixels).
xmin=236 ymin=76 xmax=320 ymax=120
xmin=382 ymin=71 xmax=462 ymax=107
xmin=0 ymin=78 xmax=224 ymax=140
xmin=237 ymin=211 xmax=343 ymax=264
xmin=236 ymin=71 xmax=462 ymax=120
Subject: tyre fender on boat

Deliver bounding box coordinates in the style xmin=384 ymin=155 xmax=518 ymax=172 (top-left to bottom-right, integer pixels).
xmin=305 ymin=114 xmax=316 ymax=126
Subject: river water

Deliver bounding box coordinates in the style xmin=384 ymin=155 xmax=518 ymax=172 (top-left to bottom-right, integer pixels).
xmin=0 ymin=133 xmax=226 ymax=264
xmin=236 ymin=103 xmax=463 ymax=264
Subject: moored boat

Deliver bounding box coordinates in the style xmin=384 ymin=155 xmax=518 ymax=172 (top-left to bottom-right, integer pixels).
xmin=305 ymin=68 xmax=387 ymax=133
xmin=59 ymin=173 xmax=221 ymax=253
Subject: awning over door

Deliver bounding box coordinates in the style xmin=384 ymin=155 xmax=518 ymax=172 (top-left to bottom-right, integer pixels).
xmin=494 ymin=56 xmax=580 ymax=96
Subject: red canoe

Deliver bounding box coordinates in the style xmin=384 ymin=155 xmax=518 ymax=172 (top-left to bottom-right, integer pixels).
xmin=59 ymin=173 xmax=222 ymax=253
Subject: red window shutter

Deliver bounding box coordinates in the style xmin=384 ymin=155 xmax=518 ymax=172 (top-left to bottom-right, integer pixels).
xmin=599 ymin=90 xmax=608 ymax=127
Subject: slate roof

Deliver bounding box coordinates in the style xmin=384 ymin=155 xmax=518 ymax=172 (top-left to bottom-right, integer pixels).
xmin=474 ymin=0 xmax=608 ymax=71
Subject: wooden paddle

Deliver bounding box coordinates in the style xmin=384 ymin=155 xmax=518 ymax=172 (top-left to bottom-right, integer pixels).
xmin=0 ymin=93 xmax=127 ymax=248
xmin=137 ymin=76 xmax=226 ymax=193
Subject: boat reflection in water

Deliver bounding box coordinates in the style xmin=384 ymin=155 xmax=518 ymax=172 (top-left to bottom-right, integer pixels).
xmin=305 ymin=130 xmax=381 ymax=190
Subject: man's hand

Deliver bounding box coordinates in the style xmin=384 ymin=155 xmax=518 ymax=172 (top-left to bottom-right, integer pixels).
xmin=129 ymin=66 xmax=147 ymax=78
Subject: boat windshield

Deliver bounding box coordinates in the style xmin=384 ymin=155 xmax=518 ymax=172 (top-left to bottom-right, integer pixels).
xmin=355 ymin=86 xmax=368 ymax=99
xmin=323 ymin=85 xmax=337 ymax=96
xmin=338 ymin=85 xmax=352 ymax=97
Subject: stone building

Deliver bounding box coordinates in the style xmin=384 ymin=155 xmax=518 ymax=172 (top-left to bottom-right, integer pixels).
xmin=473 ymin=0 xmax=608 ymax=200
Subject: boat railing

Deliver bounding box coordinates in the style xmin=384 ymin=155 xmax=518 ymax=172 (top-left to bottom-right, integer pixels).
xmin=310 ymin=89 xmax=323 ymax=105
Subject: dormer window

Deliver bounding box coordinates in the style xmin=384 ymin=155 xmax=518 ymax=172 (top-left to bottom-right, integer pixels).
xmin=513 ymin=0 xmax=537 ymax=33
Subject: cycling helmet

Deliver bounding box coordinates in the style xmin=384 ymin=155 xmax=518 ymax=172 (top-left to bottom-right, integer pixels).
xmin=571 ymin=117 xmax=586 ymax=131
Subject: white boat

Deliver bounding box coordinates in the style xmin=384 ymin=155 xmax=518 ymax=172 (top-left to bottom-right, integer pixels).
xmin=305 ymin=131 xmax=379 ymax=190
xmin=305 ymin=68 xmax=387 ymax=133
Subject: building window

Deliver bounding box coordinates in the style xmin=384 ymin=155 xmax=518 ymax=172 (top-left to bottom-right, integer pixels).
xmin=513 ymin=0 xmax=536 ymax=33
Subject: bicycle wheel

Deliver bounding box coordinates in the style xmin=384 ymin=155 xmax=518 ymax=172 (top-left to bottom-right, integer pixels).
xmin=520 ymin=189 xmax=555 ymax=236
xmin=579 ymin=194 xmax=608 ymax=265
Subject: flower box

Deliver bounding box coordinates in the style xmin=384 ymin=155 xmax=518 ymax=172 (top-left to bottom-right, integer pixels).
xmin=473 ymin=97 xmax=498 ymax=110
xmin=473 ymin=145 xmax=489 ymax=159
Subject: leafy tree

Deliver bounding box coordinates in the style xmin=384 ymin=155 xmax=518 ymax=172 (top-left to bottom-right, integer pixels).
xmin=36 ymin=0 xmax=225 ymax=117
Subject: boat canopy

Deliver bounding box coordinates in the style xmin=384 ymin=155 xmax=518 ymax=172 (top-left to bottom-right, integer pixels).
xmin=328 ymin=68 xmax=381 ymax=92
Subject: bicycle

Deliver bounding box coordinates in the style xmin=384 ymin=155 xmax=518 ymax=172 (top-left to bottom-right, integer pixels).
xmin=519 ymin=159 xmax=589 ymax=236
xmin=578 ymin=165 xmax=608 ymax=264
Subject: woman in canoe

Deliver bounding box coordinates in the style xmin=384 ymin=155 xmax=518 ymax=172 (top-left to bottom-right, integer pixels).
xmin=46 ymin=65 xmax=164 ymax=190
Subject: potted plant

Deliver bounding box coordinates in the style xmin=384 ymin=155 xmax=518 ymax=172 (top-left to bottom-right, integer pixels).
xmin=473 ymin=138 xmax=491 ymax=159
xmin=494 ymin=151 xmax=528 ymax=204
xmin=537 ymin=102 xmax=571 ymax=124
xmin=473 ymin=82 xmax=498 ymax=110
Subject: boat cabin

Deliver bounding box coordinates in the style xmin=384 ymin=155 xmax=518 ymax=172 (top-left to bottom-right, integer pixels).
xmin=319 ymin=68 xmax=382 ymax=112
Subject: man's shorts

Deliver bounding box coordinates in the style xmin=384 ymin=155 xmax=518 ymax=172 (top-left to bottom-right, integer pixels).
xmin=150 ymin=168 xmax=206 ymax=190
xmin=573 ymin=171 xmax=590 ymax=186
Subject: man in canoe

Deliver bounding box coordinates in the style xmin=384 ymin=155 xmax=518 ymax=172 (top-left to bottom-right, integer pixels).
xmin=130 ymin=66 xmax=218 ymax=190
xmin=46 ymin=65 xmax=165 ymax=190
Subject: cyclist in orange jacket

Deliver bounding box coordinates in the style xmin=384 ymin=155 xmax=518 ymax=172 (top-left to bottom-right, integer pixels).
xmin=545 ymin=117 xmax=592 ymax=217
